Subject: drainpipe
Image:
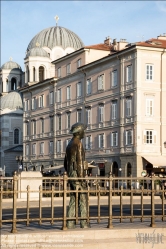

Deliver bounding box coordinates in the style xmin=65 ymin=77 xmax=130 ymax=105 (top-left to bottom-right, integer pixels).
xmin=160 ymin=49 xmax=165 ymax=155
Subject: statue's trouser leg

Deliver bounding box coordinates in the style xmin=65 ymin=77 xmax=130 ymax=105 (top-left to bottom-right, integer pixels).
xmin=79 ymin=186 xmax=88 ymax=228
xmin=67 ymin=191 xmax=76 ymax=228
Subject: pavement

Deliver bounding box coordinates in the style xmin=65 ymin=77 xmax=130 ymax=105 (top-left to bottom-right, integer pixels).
xmin=1 ymin=196 xmax=166 ymax=249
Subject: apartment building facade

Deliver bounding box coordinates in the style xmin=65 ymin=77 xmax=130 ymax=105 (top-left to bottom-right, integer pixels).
xmin=21 ymin=33 xmax=166 ymax=177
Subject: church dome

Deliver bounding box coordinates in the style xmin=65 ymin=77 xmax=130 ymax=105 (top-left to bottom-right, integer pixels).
xmin=1 ymin=61 xmax=22 ymax=70
xmin=1 ymin=91 xmax=23 ymax=110
xmin=26 ymin=47 xmax=50 ymax=58
xmin=27 ymin=26 xmax=84 ymax=51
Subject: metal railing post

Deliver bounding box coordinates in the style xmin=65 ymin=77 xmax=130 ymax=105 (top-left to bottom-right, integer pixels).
xmin=62 ymin=172 xmax=67 ymax=230
xmin=107 ymin=174 xmax=113 ymax=228
xmin=150 ymin=176 xmax=156 ymax=227
xmin=11 ymin=172 xmax=18 ymax=233
xmin=26 ymin=185 xmax=30 ymax=226
xmin=0 ymin=185 xmax=3 ymax=228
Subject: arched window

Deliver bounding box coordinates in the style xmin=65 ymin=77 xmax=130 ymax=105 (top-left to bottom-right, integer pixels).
xmin=11 ymin=78 xmax=16 ymax=90
xmin=33 ymin=67 xmax=36 ymax=81
xmin=26 ymin=66 xmax=29 ymax=83
xmin=112 ymin=161 xmax=119 ymax=177
xmin=14 ymin=129 xmax=19 ymax=144
xmin=6 ymin=79 xmax=8 ymax=92
xmin=39 ymin=66 xmax=44 ymax=82
xmin=127 ymin=163 xmax=132 ymax=177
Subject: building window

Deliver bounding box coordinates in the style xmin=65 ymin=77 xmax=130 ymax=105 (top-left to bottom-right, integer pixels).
xmin=31 ymin=97 xmax=36 ymax=110
xmin=67 ymin=86 xmax=71 ymax=100
xmin=26 ymin=123 xmax=29 ymax=136
xmin=77 ymin=82 xmax=82 ymax=98
xmin=125 ymin=130 xmax=133 ymax=145
xmin=66 ymin=112 xmax=71 ymax=129
xmin=67 ymin=63 xmax=71 ymax=75
xmin=112 ymin=70 xmax=117 ymax=87
xmin=49 ymin=141 xmax=53 ymax=154
xmin=32 ymin=143 xmax=36 ymax=155
xmin=146 ymin=64 xmax=153 ymax=81
xmin=77 ymin=109 xmax=82 ymax=122
xmin=126 ymin=65 xmax=132 ymax=83
xmin=99 ymin=104 xmax=104 ymax=123
xmin=86 ymin=136 xmax=91 ymax=150
xmin=24 ymin=99 xmax=29 ymax=111
xmin=40 ymin=142 xmax=44 ymax=154
xmin=111 ymin=101 xmax=117 ymax=120
xmin=11 ymin=78 xmax=16 ymax=90
xmin=32 ymin=120 xmax=36 ymax=135
xmin=33 ymin=67 xmax=36 ymax=81
xmin=99 ymin=134 xmax=104 ymax=148
xmin=66 ymin=138 xmax=71 ymax=147
xmin=57 ymin=89 xmax=61 ymax=102
xmin=77 ymin=59 xmax=81 ymax=68
xmin=49 ymin=91 xmax=54 ymax=105
xmin=50 ymin=116 xmax=54 ymax=132
xmin=39 ymin=66 xmax=44 ymax=82
xmin=26 ymin=144 xmax=29 ymax=156
xmin=86 ymin=78 xmax=92 ymax=95
xmin=39 ymin=95 xmax=44 ymax=108
xmin=41 ymin=118 xmax=44 ymax=133
xmin=57 ymin=140 xmax=61 ymax=153
xmin=58 ymin=67 xmax=61 ymax=78
xmin=86 ymin=108 xmax=91 ymax=125
xmin=111 ymin=132 xmax=118 ymax=147
xmin=98 ymin=74 xmax=104 ymax=90
xmin=146 ymin=99 xmax=153 ymax=116
xmin=126 ymin=98 xmax=132 ymax=117
xmin=14 ymin=128 xmax=19 ymax=144
xmin=58 ymin=114 xmax=61 ymax=130
xmin=144 ymin=130 xmax=156 ymax=144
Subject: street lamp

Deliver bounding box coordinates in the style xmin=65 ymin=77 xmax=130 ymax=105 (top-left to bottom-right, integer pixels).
xmin=15 ymin=156 xmax=23 ymax=172
xmin=119 ymin=167 xmax=122 ymax=177
xmin=164 ymin=142 xmax=166 ymax=148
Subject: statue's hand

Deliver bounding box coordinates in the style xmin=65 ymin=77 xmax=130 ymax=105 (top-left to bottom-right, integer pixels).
xmin=81 ymin=180 xmax=87 ymax=188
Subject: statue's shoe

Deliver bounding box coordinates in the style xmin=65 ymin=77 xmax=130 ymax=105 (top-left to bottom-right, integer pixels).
xmin=80 ymin=223 xmax=91 ymax=228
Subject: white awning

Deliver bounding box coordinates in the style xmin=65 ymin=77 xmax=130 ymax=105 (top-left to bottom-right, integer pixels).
xmin=43 ymin=165 xmax=64 ymax=172
xmin=143 ymin=156 xmax=166 ymax=167
xmin=88 ymin=164 xmax=97 ymax=168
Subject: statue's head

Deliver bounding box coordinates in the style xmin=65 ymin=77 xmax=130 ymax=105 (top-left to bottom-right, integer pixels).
xmin=70 ymin=122 xmax=87 ymax=139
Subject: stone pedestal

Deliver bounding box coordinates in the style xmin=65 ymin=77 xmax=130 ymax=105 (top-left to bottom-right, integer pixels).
xmin=17 ymin=171 xmax=42 ymax=199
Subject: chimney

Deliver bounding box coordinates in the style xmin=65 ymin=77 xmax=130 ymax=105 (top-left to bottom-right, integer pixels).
xmin=104 ymin=36 xmax=111 ymax=45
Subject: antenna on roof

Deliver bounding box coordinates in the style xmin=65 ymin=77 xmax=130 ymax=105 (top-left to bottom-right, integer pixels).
xmin=137 ymin=35 xmax=144 ymax=42
xmin=54 ymin=15 xmax=59 ymax=27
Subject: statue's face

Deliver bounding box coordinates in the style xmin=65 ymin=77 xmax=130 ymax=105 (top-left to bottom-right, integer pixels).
xmin=79 ymin=129 xmax=85 ymax=139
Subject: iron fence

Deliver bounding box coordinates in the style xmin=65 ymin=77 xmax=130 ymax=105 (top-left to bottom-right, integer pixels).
xmin=0 ymin=172 xmax=166 ymax=233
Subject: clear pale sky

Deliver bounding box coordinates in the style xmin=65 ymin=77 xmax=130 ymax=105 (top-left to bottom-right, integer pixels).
xmin=1 ymin=0 xmax=166 ymax=70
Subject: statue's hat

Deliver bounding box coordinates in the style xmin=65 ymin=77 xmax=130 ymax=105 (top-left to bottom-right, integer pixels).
xmin=70 ymin=122 xmax=87 ymax=134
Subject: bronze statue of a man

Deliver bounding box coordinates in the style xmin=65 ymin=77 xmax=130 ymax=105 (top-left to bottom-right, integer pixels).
xmin=64 ymin=122 xmax=90 ymax=229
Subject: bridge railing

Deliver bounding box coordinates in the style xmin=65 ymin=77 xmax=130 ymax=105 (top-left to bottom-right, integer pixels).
xmin=0 ymin=172 xmax=165 ymax=233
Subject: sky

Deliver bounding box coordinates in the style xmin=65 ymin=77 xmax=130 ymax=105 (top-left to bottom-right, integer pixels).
xmin=1 ymin=0 xmax=166 ymax=69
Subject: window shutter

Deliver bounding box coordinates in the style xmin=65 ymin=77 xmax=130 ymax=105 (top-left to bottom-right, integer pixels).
xmin=98 ymin=135 xmax=100 ymax=148
xmin=116 ymin=132 xmax=118 ymax=146
xmin=103 ymin=134 xmax=104 ymax=148
xmin=110 ymin=133 xmax=112 ymax=146
xmin=86 ymin=137 xmax=88 ymax=150
xmin=143 ymin=130 xmax=146 ymax=143
xmin=131 ymin=130 xmax=133 ymax=144
xmin=125 ymin=131 xmax=127 ymax=145
xmin=153 ymin=131 xmax=156 ymax=144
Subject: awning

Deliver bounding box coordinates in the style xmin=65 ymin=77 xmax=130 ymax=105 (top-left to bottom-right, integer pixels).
xmin=88 ymin=164 xmax=97 ymax=168
xmin=43 ymin=165 xmax=64 ymax=172
xmin=143 ymin=156 xmax=166 ymax=167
